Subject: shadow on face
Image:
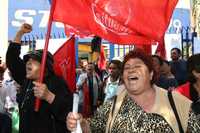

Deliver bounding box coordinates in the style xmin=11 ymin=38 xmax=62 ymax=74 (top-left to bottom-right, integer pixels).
xmin=25 ymin=58 xmax=41 ymax=80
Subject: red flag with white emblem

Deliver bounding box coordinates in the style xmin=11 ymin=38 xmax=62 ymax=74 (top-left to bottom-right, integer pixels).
xmin=52 ymin=0 xmax=178 ymax=44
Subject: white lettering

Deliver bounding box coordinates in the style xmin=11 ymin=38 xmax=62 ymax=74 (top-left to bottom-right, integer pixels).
xmin=11 ymin=9 xmax=64 ymax=28
xmin=11 ymin=10 xmax=36 ymax=27
xmin=38 ymin=10 xmax=49 ymax=28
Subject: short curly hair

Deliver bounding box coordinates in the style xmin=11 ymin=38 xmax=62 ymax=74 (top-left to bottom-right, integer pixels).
xmin=122 ymin=48 xmax=157 ymax=84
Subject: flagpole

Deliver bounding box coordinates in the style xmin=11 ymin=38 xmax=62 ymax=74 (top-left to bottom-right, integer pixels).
xmin=34 ymin=0 xmax=57 ymax=112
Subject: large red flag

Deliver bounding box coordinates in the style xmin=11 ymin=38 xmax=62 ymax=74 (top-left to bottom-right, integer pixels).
xmin=53 ymin=0 xmax=178 ymax=44
xmin=53 ymin=36 xmax=76 ymax=92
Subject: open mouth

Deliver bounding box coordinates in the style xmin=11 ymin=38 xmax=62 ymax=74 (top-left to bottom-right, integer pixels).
xmin=128 ymin=76 xmax=139 ymax=81
xmin=26 ymin=67 xmax=32 ymax=72
xmin=91 ymin=4 xmax=133 ymax=35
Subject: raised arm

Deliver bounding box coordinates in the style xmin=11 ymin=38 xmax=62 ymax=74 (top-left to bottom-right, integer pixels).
xmin=6 ymin=23 xmax=32 ymax=85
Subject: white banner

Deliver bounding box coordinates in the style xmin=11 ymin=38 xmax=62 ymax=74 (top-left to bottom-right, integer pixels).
xmin=165 ymin=34 xmax=182 ymax=60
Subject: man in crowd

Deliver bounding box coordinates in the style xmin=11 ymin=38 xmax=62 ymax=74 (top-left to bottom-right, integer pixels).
xmin=103 ymin=59 xmax=122 ymax=102
xmin=76 ymin=62 xmax=102 ymax=116
xmin=170 ymin=48 xmax=187 ymax=85
xmin=0 ymin=57 xmax=12 ymax=133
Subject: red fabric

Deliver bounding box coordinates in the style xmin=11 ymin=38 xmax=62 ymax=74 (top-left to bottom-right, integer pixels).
xmin=155 ymin=38 xmax=166 ymax=59
xmin=53 ymin=0 xmax=178 ymax=45
xmin=82 ymin=81 xmax=91 ymax=118
xmin=98 ymin=46 xmax=106 ymax=70
xmin=135 ymin=45 xmax=152 ymax=55
xmin=53 ymin=36 xmax=76 ymax=92
xmin=175 ymin=82 xmax=191 ymax=100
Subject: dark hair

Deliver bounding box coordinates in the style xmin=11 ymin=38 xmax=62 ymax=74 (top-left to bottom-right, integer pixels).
xmin=162 ymin=60 xmax=170 ymax=66
xmin=23 ymin=50 xmax=54 ymax=75
xmin=171 ymin=48 xmax=181 ymax=55
xmin=122 ymin=48 xmax=157 ymax=84
xmin=152 ymin=55 xmax=163 ymax=66
xmin=110 ymin=60 xmax=122 ymax=70
xmin=187 ymin=53 xmax=200 ymax=84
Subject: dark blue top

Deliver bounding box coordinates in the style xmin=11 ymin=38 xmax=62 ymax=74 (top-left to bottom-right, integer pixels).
xmin=156 ymin=75 xmax=178 ymax=90
xmin=170 ymin=59 xmax=187 ymax=85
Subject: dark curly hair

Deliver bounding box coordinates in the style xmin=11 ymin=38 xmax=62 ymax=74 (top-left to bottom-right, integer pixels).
xmin=187 ymin=53 xmax=200 ymax=84
xmin=187 ymin=54 xmax=200 ymax=102
xmin=110 ymin=60 xmax=122 ymax=70
xmin=122 ymin=48 xmax=157 ymax=84
xmin=152 ymin=55 xmax=163 ymax=66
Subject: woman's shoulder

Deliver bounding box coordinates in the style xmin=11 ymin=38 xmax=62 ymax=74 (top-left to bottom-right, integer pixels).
xmin=171 ymin=90 xmax=192 ymax=105
xmin=154 ymin=85 xmax=193 ymax=132
xmin=155 ymin=85 xmax=191 ymax=103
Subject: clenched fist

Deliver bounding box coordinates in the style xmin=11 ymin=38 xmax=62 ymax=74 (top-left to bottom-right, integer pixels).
xmin=19 ymin=23 xmax=32 ymax=34
xmin=33 ymin=81 xmax=55 ymax=104
xmin=14 ymin=23 xmax=32 ymax=43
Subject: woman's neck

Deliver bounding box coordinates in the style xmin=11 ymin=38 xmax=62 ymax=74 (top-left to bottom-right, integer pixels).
xmin=129 ymin=87 xmax=156 ymax=112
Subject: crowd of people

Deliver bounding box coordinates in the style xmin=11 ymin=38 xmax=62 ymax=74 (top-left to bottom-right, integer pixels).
xmin=0 ymin=23 xmax=200 ymax=133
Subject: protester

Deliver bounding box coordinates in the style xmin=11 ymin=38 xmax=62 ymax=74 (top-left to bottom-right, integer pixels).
xmin=161 ymin=60 xmax=176 ymax=79
xmin=176 ymin=53 xmax=200 ymax=119
xmin=170 ymin=48 xmax=187 ymax=85
xmin=103 ymin=59 xmax=122 ymax=102
xmin=6 ymin=23 xmax=73 ymax=133
xmin=161 ymin=60 xmax=178 ymax=89
xmin=66 ymin=48 xmax=200 ymax=133
xmin=76 ymin=62 xmax=102 ymax=116
xmin=0 ymin=58 xmax=12 ymax=133
xmin=152 ymin=55 xmax=177 ymax=90
xmin=0 ymin=61 xmax=7 ymax=113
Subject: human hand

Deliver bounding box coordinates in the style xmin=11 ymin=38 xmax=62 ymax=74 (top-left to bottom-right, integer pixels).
xmin=18 ymin=23 xmax=32 ymax=34
xmin=14 ymin=23 xmax=32 ymax=43
xmin=66 ymin=112 xmax=82 ymax=131
xmin=33 ymin=81 xmax=55 ymax=104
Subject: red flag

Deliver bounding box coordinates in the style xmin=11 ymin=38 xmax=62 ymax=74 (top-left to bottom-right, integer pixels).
xmin=136 ymin=45 xmax=152 ymax=55
xmin=155 ymin=37 xmax=166 ymax=58
xmin=53 ymin=0 xmax=178 ymax=44
xmin=175 ymin=82 xmax=191 ymax=100
xmin=98 ymin=46 xmax=106 ymax=70
xmin=53 ymin=36 xmax=76 ymax=92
